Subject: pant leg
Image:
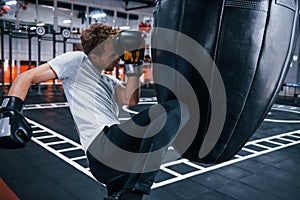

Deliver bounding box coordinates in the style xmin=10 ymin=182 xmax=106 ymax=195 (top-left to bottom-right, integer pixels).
xmin=87 ymin=105 xmax=160 ymax=195
xmin=87 ymin=108 xmax=155 ymax=195
xmin=87 ymin=150 xmax=130 ymax=195
xmin=87 ymin=100 xmax=190 ymax=194
xmin=121 ymin=100 xmax=190 ymax=193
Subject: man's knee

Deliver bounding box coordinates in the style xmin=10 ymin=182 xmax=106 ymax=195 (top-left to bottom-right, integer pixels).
xmin=163 ymin=100 xmax=190 ymax=124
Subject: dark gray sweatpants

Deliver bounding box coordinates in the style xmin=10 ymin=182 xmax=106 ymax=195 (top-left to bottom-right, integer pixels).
xmin=87 ymin=100 xmax=189 ymax=195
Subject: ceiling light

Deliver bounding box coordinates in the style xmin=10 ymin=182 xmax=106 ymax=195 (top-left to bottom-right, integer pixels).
xmin=36 ymin=22 xmax=45 ymax=26
xmin=5 ymin=1 xmax=17 ymax=6
xmin=119 ymin=26 xmax=131 ymax=30
xmin=91 ymin=13 xmax=107 ymax=19
xmin=63 ymin=19 xmax=72 ymax=24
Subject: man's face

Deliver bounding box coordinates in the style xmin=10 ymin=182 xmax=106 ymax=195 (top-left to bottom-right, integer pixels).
xmin=101 ymin=41 xmax=120 ymax=71
xmin=89 ymin=39 xmax=120 ymax=71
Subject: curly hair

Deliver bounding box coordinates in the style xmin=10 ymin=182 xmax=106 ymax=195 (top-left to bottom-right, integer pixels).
xmin=80 ymin=23 xmax=118 ymax=55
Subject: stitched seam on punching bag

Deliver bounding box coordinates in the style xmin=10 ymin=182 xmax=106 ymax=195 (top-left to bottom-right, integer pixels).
xmin=213 ymin=0 xmax=270 ymax=162
xmin=175 ymin=0 xmax=185 ymax=94
xmin=251 ymin=2 xmax=298 ymax=136
xmin=222 ymin=1 xmax=271 ymax=159
xmin=205 ymin=0 xmax=226 ymax=161
xmin=225 ymin=0 xmax=269 ymax=12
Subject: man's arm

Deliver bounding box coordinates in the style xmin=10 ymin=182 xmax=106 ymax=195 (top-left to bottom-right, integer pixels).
xmin=0 ymin=63 xmax=57 ymax=149
xmin=115 ymin=76 xmax=140 ymax=106
xmin=8 ymin=63 xmax=57 ymax=100
xmin=113 ymin=30 xmax=145 ymax=107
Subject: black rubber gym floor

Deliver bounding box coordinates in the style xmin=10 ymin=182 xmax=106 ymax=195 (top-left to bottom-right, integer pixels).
xmin=1 ymin=88 xmax=300 ymax=200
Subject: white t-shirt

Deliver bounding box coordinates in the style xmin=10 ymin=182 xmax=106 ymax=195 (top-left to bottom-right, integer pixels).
xmin=48 ymin=51 xmax=122 ymax=150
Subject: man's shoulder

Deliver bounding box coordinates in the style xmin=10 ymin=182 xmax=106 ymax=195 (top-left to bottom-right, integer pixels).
xmin=50 ymin=51 xmax=86 ymax=63
xmin=61 ymin=51 xmax=87 ymax=65
xmin=65 ymin=51 xmax=86 ymax=57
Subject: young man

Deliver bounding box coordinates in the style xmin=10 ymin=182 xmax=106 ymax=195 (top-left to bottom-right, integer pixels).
xmin=0 ymin=23 xmax=189 ymax=200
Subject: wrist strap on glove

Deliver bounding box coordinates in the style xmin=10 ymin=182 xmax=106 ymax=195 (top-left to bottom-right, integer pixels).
xmin=1 ymin=96 xmax=25 ymax=113
xmin=124 ymin=64 xmax=143 ymax=77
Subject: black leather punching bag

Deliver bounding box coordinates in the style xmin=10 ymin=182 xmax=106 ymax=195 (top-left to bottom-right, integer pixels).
xmin=151 ymin=0 xmax=299 ymax=163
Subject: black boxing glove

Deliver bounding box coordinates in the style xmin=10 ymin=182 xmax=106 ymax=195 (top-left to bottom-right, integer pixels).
xmin=0 ymin=96 xmax=32 ymax=149
xmin=114 ymin=31 xmax=145 ymax=77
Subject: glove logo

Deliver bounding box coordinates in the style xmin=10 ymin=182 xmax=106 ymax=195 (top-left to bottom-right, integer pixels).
xmin=1 ymin=98 xmax=9 ymax=108
xmin=0 ymin=117 xmax=11 ymax=137
xmin=123 ymin=50 xmax=141 ymax=63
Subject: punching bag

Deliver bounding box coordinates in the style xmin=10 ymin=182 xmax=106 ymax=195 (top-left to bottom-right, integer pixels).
xmin=151 ymin=0 xmax=299 ymax=163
